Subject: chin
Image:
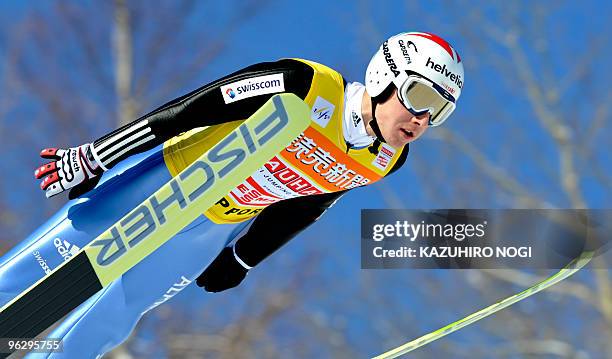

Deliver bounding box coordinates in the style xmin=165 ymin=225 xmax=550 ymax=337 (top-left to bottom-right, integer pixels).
xmin=387 ymin=139 xmax=407 ymax=148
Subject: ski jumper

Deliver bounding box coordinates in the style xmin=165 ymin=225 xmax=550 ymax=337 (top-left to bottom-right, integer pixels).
xmin=0 ymin=59 xmax=408 ymax=358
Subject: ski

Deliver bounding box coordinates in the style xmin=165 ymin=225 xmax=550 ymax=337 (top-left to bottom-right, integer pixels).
xmin=374 ymin=251 xmax=593 ymax=358
xmin=0 ymin=94 xmax=310 ymax=351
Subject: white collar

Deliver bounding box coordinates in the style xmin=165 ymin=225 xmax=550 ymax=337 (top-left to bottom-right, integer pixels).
xmin=343 ymin=82 xmax=376 ymax=148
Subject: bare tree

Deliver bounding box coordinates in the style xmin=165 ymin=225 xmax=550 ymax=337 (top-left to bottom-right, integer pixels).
xmin=0 ymin=0 xmax=268 ymax=241
xmin=1 ymin=1 xmax=608 ymax=358
xmin=353 ymin=0 xmax=611 ymax=357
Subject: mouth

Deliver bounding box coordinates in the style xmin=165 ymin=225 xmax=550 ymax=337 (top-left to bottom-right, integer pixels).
xmin=400 ymin=128 xmax=414 ymax=139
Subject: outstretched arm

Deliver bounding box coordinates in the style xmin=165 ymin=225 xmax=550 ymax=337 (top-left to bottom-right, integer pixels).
xmin=92 ymin=59 xmax=314 ymax=169
xmin=196 ymin=139 xmax=411 ymax=292
xmin=196 ymin=190 xmax=346 ymax=292
xmin=36 ymin=59 xmax=315 ymax=197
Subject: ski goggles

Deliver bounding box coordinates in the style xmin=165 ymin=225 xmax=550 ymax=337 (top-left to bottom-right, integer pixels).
xmin=396 ymin=75 xmax=456 ymax=127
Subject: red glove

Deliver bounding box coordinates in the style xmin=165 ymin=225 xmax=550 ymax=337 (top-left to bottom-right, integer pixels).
xmin=35 ymin=144 xmax=104 ymax=199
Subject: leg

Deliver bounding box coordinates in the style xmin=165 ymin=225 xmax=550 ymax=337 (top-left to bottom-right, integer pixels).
xmin=28 ymin=217 xmax=244 ymax=359
xmin=0 ymin=146 xmax=169 ymax=307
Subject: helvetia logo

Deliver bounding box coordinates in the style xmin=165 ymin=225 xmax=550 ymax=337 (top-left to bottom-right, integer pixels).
xmin=221 ymin=73 xmax=285 ymax=104
xmin=54 ymin=237 xmax=81 ymax=261
xmin=426 ymin=57 xmax=463 ymax=89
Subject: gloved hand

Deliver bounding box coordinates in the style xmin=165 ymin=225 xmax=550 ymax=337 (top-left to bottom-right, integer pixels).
xmin=196 ymin=246 xmax=250 ymax=292
xmin=34 ymin=144 xmax=104 ymax=199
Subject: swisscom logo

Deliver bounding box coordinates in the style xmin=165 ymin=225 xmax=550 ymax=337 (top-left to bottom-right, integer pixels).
xmin=221 ymin=73 xmax=285 ymax=104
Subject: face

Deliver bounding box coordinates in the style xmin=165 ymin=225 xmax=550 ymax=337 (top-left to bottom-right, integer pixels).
xmin=375 ymin=88 xmax=430 ymax=148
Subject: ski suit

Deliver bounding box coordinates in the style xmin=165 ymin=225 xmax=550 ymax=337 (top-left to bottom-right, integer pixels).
xmin=0 ymin=59 xmax=408 ymax=358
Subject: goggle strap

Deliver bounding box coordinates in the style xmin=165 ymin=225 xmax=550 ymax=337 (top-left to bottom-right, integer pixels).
xmin=392 ymin=72 xmax=410 ymax=89
xmin=369 ymin=97 xmax=387 ymax=143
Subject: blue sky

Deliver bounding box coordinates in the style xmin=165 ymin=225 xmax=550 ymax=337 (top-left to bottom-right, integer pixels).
xmin=0 ymin=0 xmax=610 ymax=357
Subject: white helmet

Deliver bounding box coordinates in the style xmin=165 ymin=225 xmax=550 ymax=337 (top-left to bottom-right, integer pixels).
xmin=365 ymin=32 xmax=464 ymax=126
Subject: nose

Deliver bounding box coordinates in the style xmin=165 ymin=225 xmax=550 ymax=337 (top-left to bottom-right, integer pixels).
xmin=412 ymin=112 xmax=431 ymax=127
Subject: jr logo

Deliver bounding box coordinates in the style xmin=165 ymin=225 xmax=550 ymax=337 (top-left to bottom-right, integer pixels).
xmin=90 ymin=96 xmax=291 ymax=267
